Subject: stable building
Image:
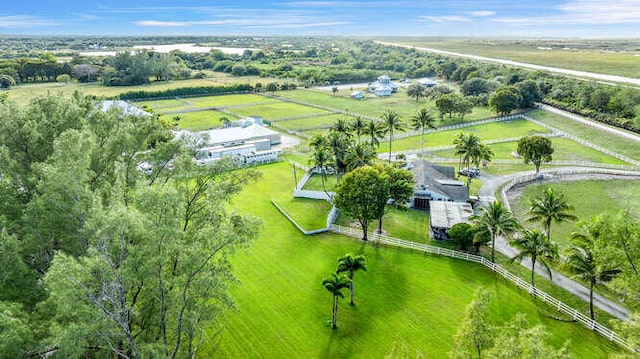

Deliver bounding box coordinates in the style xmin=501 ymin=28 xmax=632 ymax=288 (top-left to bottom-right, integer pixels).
xmin=197 ymin=123 xmax=281 ymax=148
xmin=429 ymin=201 xmax=474 ymax=240
xmin=410 ymin=160 xmax=469 ymax=210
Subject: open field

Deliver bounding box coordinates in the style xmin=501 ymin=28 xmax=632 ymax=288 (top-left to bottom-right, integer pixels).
xmin=382 ymin=119 xmax=550 ymax=152
xmin=188 ymin=93 xmax=276 ymax=108
xmin=199 ymin=161 xmax=619 ymax=357
xmin=273 ymin=197 xmax=332 ymax=231
xmin=138 ymin=98 xmax=192 ymax=112
xmin=528 ymin=110 xmax=640 ymax=160
xmin=303 ymin=173 xmax=339 ymax=192
xmin=274 ymin=114 xmax=346 ymax=132
xmin=274 ymin=89 xmax=496 ymax=121
xmin=509 ymin=179 xmax=640 ymax=249
xmin=389 ymin=38 xmax=640 ymax=78
xmin=163 ymin=110 xmax=238 ymax=131
xmin=231 ymin=101 xmax=332 ymax=120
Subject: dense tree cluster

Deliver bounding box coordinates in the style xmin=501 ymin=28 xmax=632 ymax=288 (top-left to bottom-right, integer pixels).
xmin=0 ymin=94 xmax=260 ymax=357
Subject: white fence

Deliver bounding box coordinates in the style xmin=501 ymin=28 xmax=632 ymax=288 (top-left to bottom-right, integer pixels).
xmin=329 ymin=224 xmax=636 ymax=352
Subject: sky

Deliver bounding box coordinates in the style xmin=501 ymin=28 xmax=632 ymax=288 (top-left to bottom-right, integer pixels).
xmin=1 ymin=0 xmax=640 ymax=37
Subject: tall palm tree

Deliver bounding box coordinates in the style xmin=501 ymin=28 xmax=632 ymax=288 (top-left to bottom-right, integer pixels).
xmin=471 ymin=143 xmax=494 ymax=169
xmin=381 ymin=110 xmax=406 ymax=163
xmin=527 ymin=187 xmax=577 ymax=243
xmin=309 ymin=134 xmax=328 ymax=150
xmin=511 ymin=229 xmax=558 ymax=288
xmin=453 ymin=132 xmax=482 ymax=187
xmin=309 ymin=146 xmax=332 ymax=198
xmin=326 ymin=131 xmax=349 ymax=182
xmin=410 ymin=107 xmax=436 ymax=158
xmin=322 ymin=273 xmax=351 ymax=329
xmin=472 ymin=201 xmax=520 ymax=263
xmin=345 ymin=142 xmax=375 ymax=172
xmin=363 ymin=119 xmax=384 ymax=148
xmin=350 ymin=116 xmax=366 ymax=143
xmin=567 ymin=219 xmax=621 ymax=319
xmin=332 ymin=118 xmax=352 ymax=138
xmin=336 ymin=253 xmax=367 ymax=305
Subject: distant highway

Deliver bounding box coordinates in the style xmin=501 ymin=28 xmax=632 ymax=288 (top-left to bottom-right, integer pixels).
xmin=376 ymin=41 xmax=640 ymax=87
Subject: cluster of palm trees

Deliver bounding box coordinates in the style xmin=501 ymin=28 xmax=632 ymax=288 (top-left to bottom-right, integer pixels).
xmin=322 ymin=253 xmax=367 ymax=329
xmin=309 ymin=108 xmax=437 ymax=194
xmin=473 ymin=187 xmax=620 ymax=320
xmin=452 ymin=131 xmax=494 ymax=187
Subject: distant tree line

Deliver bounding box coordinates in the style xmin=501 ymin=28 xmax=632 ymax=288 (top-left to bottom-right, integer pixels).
xmin=120 ymin=83 xmax=252 ymax=101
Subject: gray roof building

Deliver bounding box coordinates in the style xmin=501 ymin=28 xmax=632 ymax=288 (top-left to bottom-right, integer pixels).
xmin=410 ymin=160 xmax=469 ymax=209
xmin=429 ymin=201 xmax=474 ymax=240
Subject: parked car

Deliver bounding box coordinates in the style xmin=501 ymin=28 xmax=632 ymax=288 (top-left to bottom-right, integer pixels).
xmin=458 ymin=167 xmax=481 ymax=178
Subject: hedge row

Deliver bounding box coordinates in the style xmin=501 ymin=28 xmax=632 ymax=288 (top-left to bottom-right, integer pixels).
xmin=118 ymin=84 xmax=253 ymax=101
xmin=542 ymin=99 xmax=640 ymax=134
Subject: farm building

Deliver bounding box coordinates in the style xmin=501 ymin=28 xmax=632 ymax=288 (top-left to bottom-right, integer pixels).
xmin=409 ymin=160 xmax=469 ymax=209
xmin=197 ymin=123 xmax=281 ymax=148
xmin=429 ymin=201 xmax=474 ymax=240
xmin=100 ymin=100 xmax=150 ymax=117
xmin=350 ymin=91 xmax=364 ymax=99
xmin=417 ymin=78 xmax=437 ymax=88
xmin=368 ymin=75 xmax=398 ymax=96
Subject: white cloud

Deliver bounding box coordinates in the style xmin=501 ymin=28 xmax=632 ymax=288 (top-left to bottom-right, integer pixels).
xmin=0 ymin=15 xmax=61 ymax=27
xmin=492 ymin=0 xmax=640 ymax=25
xmin=136 ymin=20 xmax=188 ymax=27
xmin=469 ymin=11 xmax=495 ymax=17
xmin=419 ymin=15 xmax=470 ymax=23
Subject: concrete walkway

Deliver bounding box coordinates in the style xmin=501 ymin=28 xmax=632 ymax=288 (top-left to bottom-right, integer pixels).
xmin=477 ymin=167 xmax=640 ymax=320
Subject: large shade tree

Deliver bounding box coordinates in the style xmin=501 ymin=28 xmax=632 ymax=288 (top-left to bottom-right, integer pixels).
xmin=336 ymin=253 xmax=367 ymax=306
xmin=472 ymin=201 xmax=520 ymax=263
xmin=517 ymin=136 xmax=554 ymax=175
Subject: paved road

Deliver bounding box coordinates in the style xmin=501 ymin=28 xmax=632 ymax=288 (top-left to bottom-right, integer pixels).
xmin=477 ymin=168 xmax=640 ymax=320
xmin=377 ymin=41 xmax=640 ymax=87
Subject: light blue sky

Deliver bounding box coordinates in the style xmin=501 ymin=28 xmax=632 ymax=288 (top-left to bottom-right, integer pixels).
xmin=1 ymin=0 xmax=639 ymax=37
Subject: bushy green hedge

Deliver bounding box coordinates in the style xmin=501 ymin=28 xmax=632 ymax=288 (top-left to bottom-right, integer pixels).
xmin=119 ymin=84 xmax=253 ymax=101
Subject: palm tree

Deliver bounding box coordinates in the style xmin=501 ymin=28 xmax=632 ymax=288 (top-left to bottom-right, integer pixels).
xmin=309 ymin=146 xmax=332 ymax=198
xmin=471 ymin=143 xmax=494 ymax=169
xmin=322 ymin=273 xmax=351 ymax=329
xmin=336 ymin=253 xmax=367 ymax=305
xmin=326 ymin=131 xmax=349 ymax=182
xmin=332 ymin=118 xmax=352 ymax=137
xmin=453 ymin=132 xmax=482 ymax=187
xmin=309 ymin=134 xmax=328 ymax=150
xmin=472 ymin=201 xmax=520 ymax=263
xmin=410 ymin=107 xmax=436 ymax=158
xmin=345 ymin=142 xmax=375 ymax=172
xmin=381 ymin=110 xmax=406 ymax=163
xmin=567 ymin=219 xmax=621 ymax=319
xmin=527 ymin=187 xmax=577 ymax=243
xmin=350 ymin=116 xmax=366 ymax=143
xmin=511 ymin=229 xmax=558 ymax=288
xmin=363 ymin=119 xmax=384 ymax=148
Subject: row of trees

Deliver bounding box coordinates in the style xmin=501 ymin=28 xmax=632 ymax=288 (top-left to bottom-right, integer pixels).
xmin=0 ymin=94 xmax=261 ymax=357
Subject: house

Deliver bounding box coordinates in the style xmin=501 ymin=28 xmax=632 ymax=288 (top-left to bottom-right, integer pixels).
xmin=368 ymin=75 xmax=398 ymax=97
xmin=100 ymin=100 xmax=150 ymax=117
xmin=418 ymin=78 xmax=437 ymax=88
xmin=350 ymin=91 xmax=364 ymax=99
xmin=429 ymin=201 xmax=474 ymax=240
xmin=409 ymin=160 xmax=469 ymax=210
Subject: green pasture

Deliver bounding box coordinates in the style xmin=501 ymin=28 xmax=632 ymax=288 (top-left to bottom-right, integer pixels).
xmin=274 ymin=89 xmax=496 ymax=122
xmin=489 ymin=138 xmax=629 ymax=165
xmin=163 ymin=110 xmax=237 ymax=131
xmin=302 ymin=174 xmax=339 ymax=192
xmin=383 ymin=119 xmax=549 ymax=152
xmin=393 ymin=39 xmax=640 ymax=79
xmin=231 ymin=101 xmax=331 ymax=120
xmin=509 ymin=179 xmax=640 ymax=250
xmin=138 ymin=98 xmax=192 ymax=112
xmin=275 ymin=114 xmax=347 ymax=132
xmin=187 ymin=93 xmax=276 ymax=108
xmin=273 ymin=197 xmax=332 ymax=231
xmin=201 ymin=161 xmax=618 ymax=357
xmin=527 ymin=110 xmax=640 ymax=161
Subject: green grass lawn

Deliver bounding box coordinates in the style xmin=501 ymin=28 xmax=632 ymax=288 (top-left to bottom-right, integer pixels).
xmin=200 ymin=161 xmax=620 ymax=357
xmin=509 ymin=179 xmax=640 ymax=250
xmin=231 ymin=101 xmax=331 ymax=120
xmin=527 ymin=110 xmax=640 ymax=160
xmin=187 ymin=93 xmax=276 ymax=108
xmin=302 ymin=173 xmax=339 ymax=192
xmin=138 ymin=98 xmax=193 ymax=112
xmin=275 ymin=114 xmax=346 ymax=131
xmin=163 ymin=110 xmax=238 ymax=131
xmin=273 ymin=197 xmax=332 ymax=231
xmin=384 ymin=119 xmax=549 ymax=152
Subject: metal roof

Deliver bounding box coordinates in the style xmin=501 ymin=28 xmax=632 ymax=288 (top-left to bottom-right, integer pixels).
xmin=429 ymin=201 xmax=474 ymax=229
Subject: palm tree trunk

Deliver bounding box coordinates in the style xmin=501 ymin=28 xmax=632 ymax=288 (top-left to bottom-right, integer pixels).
xmin=546 ymin=220 xmax=552 ymax=243
xmin=421 ymin=127 xmax=425 ymax=158
xmin=491 ymin=234 xmax=496 ymax=263
xmin=388 ymin=131 xmax=393 ymax=163
xmin=332 ymin=295 xmax=338 ymax=329
xmin=589 ymin=282 xmax=595 ymax=320
xmin=377 ymin=216 xmax=383 ymax=234
xmin=350 ymin=276 xmax=355 ymax=306
xmin=531 ymin=257 xmax=536 ymax=288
